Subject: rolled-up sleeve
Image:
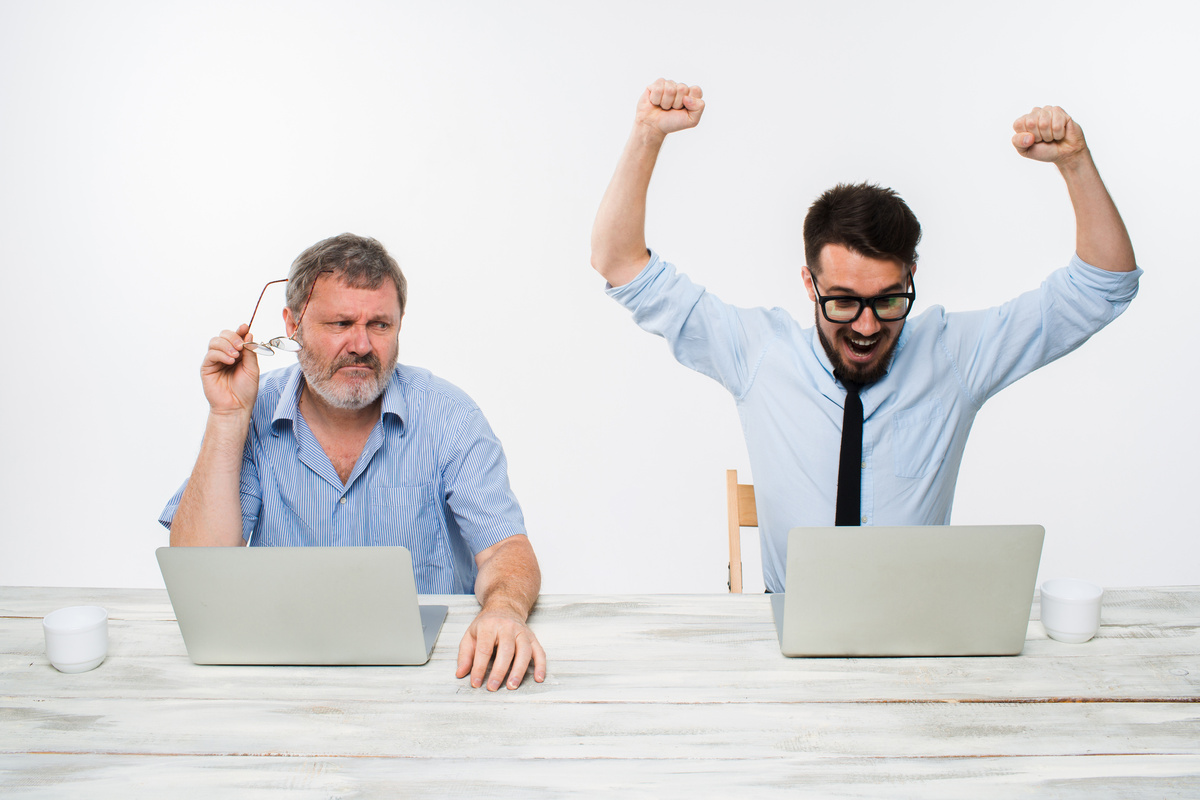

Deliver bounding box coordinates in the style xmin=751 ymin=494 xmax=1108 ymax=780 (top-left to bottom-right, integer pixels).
xmin=945 ymin=254 xmax=1142 ymax=405
xmin=607 ymin=250 xmax=783 ymax=399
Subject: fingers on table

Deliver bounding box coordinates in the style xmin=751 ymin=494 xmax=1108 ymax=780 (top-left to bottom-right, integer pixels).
xmin=457 ymin=621 xmax=546 ymax=691
xmin=492 ymin=628 xmax=546 ymax=690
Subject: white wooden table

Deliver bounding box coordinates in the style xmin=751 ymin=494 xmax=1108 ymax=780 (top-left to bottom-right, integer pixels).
xmin=2 ymin=587 xmax=1198 ymax=798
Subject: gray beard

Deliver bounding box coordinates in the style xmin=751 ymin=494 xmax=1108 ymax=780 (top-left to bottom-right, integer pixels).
xmin=297 ymin=348 xmax=394 ymax=411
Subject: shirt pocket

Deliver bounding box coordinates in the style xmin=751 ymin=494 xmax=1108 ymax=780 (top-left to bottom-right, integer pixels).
xmin=892 ymin=399 xmax=946 ymax=479
xmin=368 ymin=483 xmax=443 ymax=556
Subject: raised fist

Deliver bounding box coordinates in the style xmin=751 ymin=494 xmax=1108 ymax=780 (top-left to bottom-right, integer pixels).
xmin=1012 ymin=105 xmax=1087 ymax=166
xmin=636 ymin=78 xmax=705 ymax=136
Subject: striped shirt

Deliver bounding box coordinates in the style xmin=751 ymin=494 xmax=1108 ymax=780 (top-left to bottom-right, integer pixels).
xmin=160 ymin=363 xmax=526 ymax=593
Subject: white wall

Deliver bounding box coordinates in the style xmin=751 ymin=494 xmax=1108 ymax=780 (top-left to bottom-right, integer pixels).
xmin=1 ymin=1 xmax=1196 ymax=593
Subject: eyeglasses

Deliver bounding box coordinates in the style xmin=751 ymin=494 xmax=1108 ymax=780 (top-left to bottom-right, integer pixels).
xmin=811 ymin=270 xmax=916 ymax=324
xmin=244 ymin=270 xmax=333 ymax=356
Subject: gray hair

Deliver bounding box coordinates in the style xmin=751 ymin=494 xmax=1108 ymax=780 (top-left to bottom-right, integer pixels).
xmin=287 ymin=233 xmax=407 ymax=318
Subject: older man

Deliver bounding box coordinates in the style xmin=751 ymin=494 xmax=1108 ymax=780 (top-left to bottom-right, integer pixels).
xmin=591 ymin=79 xmax=1140 ymax=591
xmin=161 ymin=233 xmax=545 ymax=690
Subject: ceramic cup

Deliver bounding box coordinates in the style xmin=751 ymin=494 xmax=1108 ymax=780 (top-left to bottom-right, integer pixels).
xmin=1040 ymin=579 xmax=1103 ymax=644
xmin=43 ymin=606 xmax=108 ymax=673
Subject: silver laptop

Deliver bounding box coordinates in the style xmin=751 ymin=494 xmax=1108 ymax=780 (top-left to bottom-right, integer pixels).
xmin=771 ymin=525 xmax=1044 ymax=657
xmin=156 ymin=546 xmax=448 ymax=665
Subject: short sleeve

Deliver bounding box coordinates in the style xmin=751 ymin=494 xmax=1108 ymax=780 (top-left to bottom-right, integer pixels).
xmin=158 ymin=435 xmax=264 ymax=544
xmin=440 ymin=408 xmax=526 ymax=556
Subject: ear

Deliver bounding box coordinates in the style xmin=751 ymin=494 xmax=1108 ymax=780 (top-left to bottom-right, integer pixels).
xmin=283 ymin=306 xmax=297 ymax=337
xmin=801 ymin=266 xmax=817 ymax=303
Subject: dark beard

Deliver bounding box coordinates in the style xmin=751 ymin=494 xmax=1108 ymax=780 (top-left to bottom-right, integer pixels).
xmin=815 ymin=308 xmax=899 ymax=386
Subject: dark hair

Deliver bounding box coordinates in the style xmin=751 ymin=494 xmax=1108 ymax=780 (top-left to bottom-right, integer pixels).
xmin=803 ymin=182 xmax=921 ymax=273
xmin=287 ymin=233 xmax=407 ymax=317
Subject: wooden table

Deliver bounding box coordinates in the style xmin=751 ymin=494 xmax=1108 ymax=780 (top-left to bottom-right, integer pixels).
xmin=2 ymin=587 xmax=1198 ymax=798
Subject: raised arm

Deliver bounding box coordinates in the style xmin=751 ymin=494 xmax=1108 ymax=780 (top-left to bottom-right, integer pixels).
xmin=590 ymin=78 xmax=706 ymax=288
xmin=1012 ymin=106 xmax=1136 ymax=273
xmin=169 ymin=324 xmax=260 ymax=547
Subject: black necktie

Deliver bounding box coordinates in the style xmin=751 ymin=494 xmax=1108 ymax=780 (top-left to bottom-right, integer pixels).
xmin=835 ymin=377 xmax=863 ymax=526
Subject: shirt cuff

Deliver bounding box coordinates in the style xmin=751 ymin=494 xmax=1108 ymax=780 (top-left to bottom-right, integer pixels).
xmin=1067 ymin=252 xmax=1142 ymax=302
xmin=605 ymin=249 xmax=664 ymax=300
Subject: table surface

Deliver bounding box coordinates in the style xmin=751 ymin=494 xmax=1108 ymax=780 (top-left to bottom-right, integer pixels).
xmin=2 ymin=586 xmax=1198 ymax=798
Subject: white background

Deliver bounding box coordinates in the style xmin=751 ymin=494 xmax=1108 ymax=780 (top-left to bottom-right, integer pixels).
xmin=2 ymin=1 xmax=1197 ymax=593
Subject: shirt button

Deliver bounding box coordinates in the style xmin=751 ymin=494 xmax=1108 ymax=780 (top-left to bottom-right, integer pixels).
xmin=340 ymin=497 xmax=347 ymax=505
xmin=860 ymin=461 xmax=866 ymax=469
xmin=861 ymin=515 xmax=868 ymax=523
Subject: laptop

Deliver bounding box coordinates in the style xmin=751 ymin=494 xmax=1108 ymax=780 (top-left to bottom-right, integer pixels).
xmin=156 ymin=546 xmax=448 ymax=665
xmin=771 ymin=525 xmax=1044 ymax=657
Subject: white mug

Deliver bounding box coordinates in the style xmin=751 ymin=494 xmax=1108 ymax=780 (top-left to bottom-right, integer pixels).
xmin=43 ymin=606 xmax=108 ymax=673
xmin=1040 ymin=579 xmax=1103 ymax=644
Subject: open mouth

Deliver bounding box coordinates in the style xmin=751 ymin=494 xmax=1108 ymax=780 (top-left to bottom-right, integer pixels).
xmin=843 ymin=334 xmax=882 ymax=362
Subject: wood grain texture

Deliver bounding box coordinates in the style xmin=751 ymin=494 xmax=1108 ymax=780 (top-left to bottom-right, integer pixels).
xmin=2 ymin=588 xmax=1198 ymax=797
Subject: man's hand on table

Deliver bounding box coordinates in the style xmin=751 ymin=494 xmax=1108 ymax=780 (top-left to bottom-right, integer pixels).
xmin=456 ymin=534 xmax=545 ymax=690
xmin=456 ymin=601 xmax=546 ymax=691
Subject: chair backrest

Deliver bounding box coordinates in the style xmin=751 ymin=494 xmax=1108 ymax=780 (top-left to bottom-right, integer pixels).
xmin=726 ymin=469 xmax=757 ymax=593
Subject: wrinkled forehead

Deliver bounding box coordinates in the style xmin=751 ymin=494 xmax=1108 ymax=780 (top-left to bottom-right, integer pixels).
xmin=307 ymin=272 xmax=402 ymax=316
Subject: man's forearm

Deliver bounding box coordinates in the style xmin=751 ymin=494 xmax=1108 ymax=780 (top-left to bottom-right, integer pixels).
xmin=169 ymin=413 xmax=252 ymax=547
xmin=590 ymin=125 xmax=665 ymax=288
xmin=474 ymin=535 xmax=541 ymax=620
xmin=1059 ymin=150 xmax=1136 ymax=273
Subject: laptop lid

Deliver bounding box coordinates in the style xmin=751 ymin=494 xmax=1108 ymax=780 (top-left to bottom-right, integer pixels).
xmin=772 ymin=525 xmax=1044 ymax=657
xmin=155 ymin=546 xmax=447 ymax=666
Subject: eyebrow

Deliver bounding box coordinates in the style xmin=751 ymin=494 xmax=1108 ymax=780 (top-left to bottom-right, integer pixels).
xmin=823 ymin=282 xmax=908 ymax=296
xmin=323 ymin=312 xmax=398 ymax=324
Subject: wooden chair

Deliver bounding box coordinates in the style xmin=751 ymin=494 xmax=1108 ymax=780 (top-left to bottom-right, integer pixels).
xmin=726 ymin=469 xmax=757 ymax=593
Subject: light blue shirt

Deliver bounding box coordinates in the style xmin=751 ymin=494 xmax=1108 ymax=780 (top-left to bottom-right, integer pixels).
xmin=160 ymin=364 xmax=526 ymax=593
xmin=608 ymin=251 xmax=1141 ymax=592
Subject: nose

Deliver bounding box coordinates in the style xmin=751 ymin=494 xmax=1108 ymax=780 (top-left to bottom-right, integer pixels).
xmin=850 ymin=308 xmax=881 ymax=337
xmin=347 ymin=323 xmax=372 ymax=355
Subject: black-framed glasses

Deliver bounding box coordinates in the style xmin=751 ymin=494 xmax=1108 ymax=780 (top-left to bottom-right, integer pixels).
xmin=812 ymin=270 xmax=916 ymax=324
xmin=244 ymin=270 xmax=333 ymax=355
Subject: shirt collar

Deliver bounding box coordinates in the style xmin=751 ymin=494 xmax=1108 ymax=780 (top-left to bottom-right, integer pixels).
xmin=270 ymin=366 xmax=305 ymax=432
xmin=380 ymin=367 xmax=407 ymax=426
